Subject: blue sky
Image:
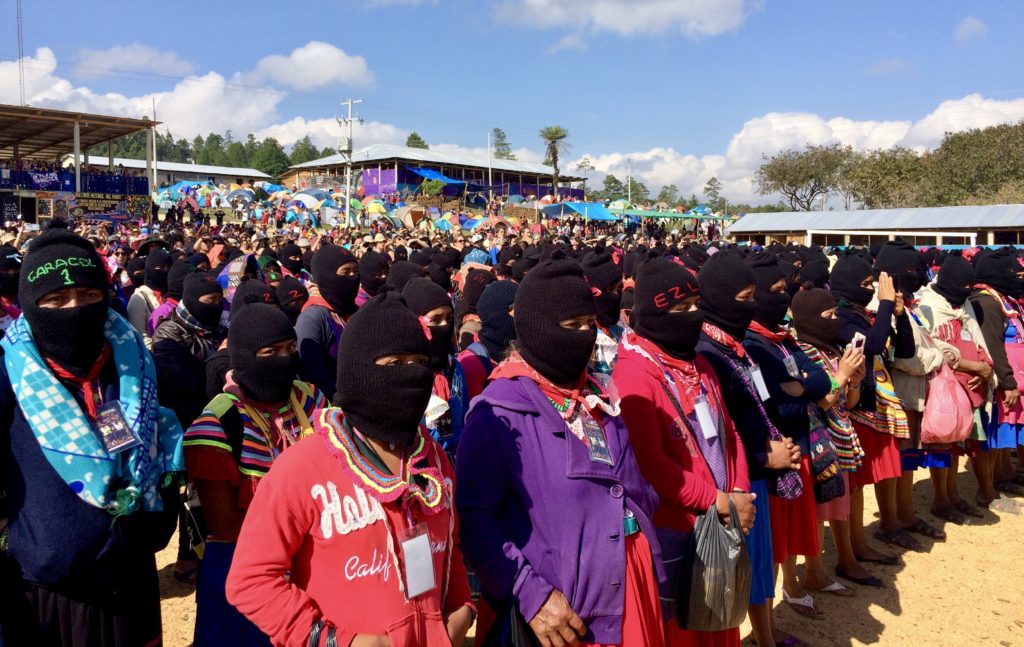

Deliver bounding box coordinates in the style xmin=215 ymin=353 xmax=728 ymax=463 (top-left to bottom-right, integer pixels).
xmin=3 ymin=0 xmax=1024 ymax=202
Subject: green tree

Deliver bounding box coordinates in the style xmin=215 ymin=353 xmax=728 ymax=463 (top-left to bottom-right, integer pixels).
xmin=492 ymin=128 xmax=516 ymax=160
xmin=702 ymin=176 xmax=727 ymax=212
xmin=406 ymin=132 xmax=429 ymax=149
xmin=289 ymin=135 xmax=321 ymax=165
xmin=754 ymin=143 xmax=852 ymax=211
xmin=320 ymin=146 xmax=338 ymax=158
xmin=575 ymin=157 xmax=595 ymax=196
xmin=224 ymin=141 xmax=248 ymax=167
xmin=419 ymin=179 xmax=445 ymax=196
xmin=596 ymin=174 xmax=626 ymax=201
xmin=847 ymin=147 xmax=925 ymax=209
xmin=655 ymin=183 xmax=679 ymax=206
xmin=250 ymin=137 xmax=292 ymax=178
xmin=626 ymin=177 xmax=649 ymax=204
xmin=538 ymin=125 xmax=570 ymax=196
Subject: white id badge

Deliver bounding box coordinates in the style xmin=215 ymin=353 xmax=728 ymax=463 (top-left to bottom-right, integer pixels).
xmin=694 ymin=395 xmax=718 ymax=440
xmin=960 ymin=327 xmax=972 ymax=342
xmin=783 ymin=354 xmax=800 ymax=378
xmin=401 ymin=523 xmax=436 ymax=599
xmin=749 ymin=366 xmax=771 ymax=401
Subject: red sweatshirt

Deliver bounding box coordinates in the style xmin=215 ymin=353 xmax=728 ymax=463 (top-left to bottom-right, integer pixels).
xmin=225 ymin=431 xmax=473 ymax=647
xmin=613 ymin=332 xmax=750 ymax=533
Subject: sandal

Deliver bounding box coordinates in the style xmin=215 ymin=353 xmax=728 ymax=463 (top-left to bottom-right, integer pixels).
xmin=874 ymin=528 xmax=922 ymax=551
xmin=836 ymin=566 xmax=885 ymax=588
xmin=782 ymin=589 xmax=824 ymax=619
xmin=903 ymin=519 xmax=946 ymax=540
xmin=953 ymin=500 xmax=985 ymax=518
xmin=806 ymin=580 xmax=855 ymax=597
xmin=854 ymin=552 xmax=900 ymax=566
xmin=995 ymin=481 xmax=1024 ymax=497
xmin=172 ymin=564 xmax=199 ymax=586
xmin=931 ymin=506 xmax=970 ymax=525
xmin=1011 ymin=474 xmax=1024 ymax=487
xmin=989 ymin=496 xmax=1023 ymax=515
xmin=774 ymin=633 xmax=810 ymax=647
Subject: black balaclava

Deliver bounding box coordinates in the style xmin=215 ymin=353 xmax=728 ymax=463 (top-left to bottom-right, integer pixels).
xmin=402 ymin=277 xmax=454 ymax=371
xmin=182 ymin=272 xmax=224 ymax=330
xmin=433 ymin=248 xmax=462 ymax=273
xmin=514 ymin=254 xmax=597 ymax=386
xmin=580 ymin=245 xmax=624 ymax=329
xmin=0 ymin=245 xmax=22 ymax=299
xmin=746 ymin=251 xmax=791 ymax=328
xmin=386 ymin=261 xmax=426 ymax=293
xmin=873 ymin=240 xmax=926 ymax=298
xmin=697 ymin=250 xmax=757 ymax=340
xmin=276 ymin=276 xmax=309 ymax=324
xmin=427 ymin=263 xmax=453 ymax=293
xmin=229 ymin=280 xmax=278 ymax=321
xmin=144 ymin=248 xmax=172 ymax=293
xmin=409 ymin=250 xmax=432 ymax=268
xmin=358 ymin=250 xmax=390 ymax=297
xmin=312 ymin=246 xmax=359 ymax=315
xmin=19 ymin=228 xmax=110 ymax=377
xmin=830 ymin=256 xmax=875 ymax=308
xmin=933 ymin=255 xmax=974 ymax=308
xmin=166 ymin=261 xmax=195 ymax=302
xmin=127 ymin=256 xmax=146 ymax=288
xmin=302 ymin=249 xmax=315 ymax=272
xmin=791 ymin=288 xmax=841 ymax=353
xmin=279 ymin=243 xmax=303 ymax=274
xmin=228 ymin=303 xmax=299 ymax=404
xmin=336 ymin=288 xmax=433 ymax=450
xmin=463 ymin=269 xmax=497 ymax=314
xmin=798 ymin=259 xmax=830 ymax=289
xmin=478 ymin=279 xmax=518 ymax=361
xmin=976 ymin=247 xmax=1021 ymax=298
xmin=633 ymin=257 xmax=703 ymax=360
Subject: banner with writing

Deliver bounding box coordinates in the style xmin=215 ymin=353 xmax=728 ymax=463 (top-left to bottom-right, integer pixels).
xmin=28 ymin=171 xmax=60 ymax=190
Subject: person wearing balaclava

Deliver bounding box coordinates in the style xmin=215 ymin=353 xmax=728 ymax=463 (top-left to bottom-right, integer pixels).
xmin=613 ymin=256 xmax=754 ymax=647
xmin=969 ymin=247 xmax=1024 ymax=507
xmin=0 ymin=244 xmax=21 ymax=332
xmin=1 ymin=226 xmax=183 ymax=645
xmin=296 ymin=245 xmax=360 ymax=398
xmin=875 ymin=242 xmax=957 ymax=542
xmin=184 ymin=302 xmax=327 ymax=647
xmin=127 ymin=247 xmax=172 ymax=348
xmin=455 ymin=268 xmax=496 ymax=349
xmin=403 ymin=277 xmax=468 ymax=459
xmin=789 ymin=289 xmax=885 ymax=591
xmin=356 ymin=249 xmax=390 ymax=307
xmin=126 ymin=255 xmax=147 ymax=291
xmin=225 ymin=288 xmax=474 ymax=647
xmin=831 ymin=253 xmax=919 ymax=559
xmin=797 ymin=258 xmax=831 ymax=290
xmin=148 ymin=261 xmax=195 ymax=336
xmin=385 ymin=260 xmax=426 ymax=293
xmin=918 ymin=256 xmax=1007 ymax=517
xmin=276 ymin=275 xmax=309 ymax=325
xmin=581 ymin=245 xmax=626 ymax=375
xmin=742 ymin=251 xmax=837 ymax=622
xmin=457 ymin=278 xmax=517 ymax=401
xmin=278 ymin=243 xmax=311 ymax=285
xmin=456 ymin=254 xmax=662 ymax=647
xmin=692 ymin=249 xmax=802 ymax=647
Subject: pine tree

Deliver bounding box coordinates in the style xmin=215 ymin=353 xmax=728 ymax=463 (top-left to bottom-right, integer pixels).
xmin=406 ymin=132 xmax=429 ymax=149
xmin=492 ymin=128 xmax=516 ymax=160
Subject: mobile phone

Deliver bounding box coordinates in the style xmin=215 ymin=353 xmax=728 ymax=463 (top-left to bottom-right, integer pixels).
xmin=852 ymin=332 xmax=866 ymax=352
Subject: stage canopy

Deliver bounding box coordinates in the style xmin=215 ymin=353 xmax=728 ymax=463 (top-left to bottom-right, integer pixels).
xmin=542 ymin=202 xmax=618 ymax=221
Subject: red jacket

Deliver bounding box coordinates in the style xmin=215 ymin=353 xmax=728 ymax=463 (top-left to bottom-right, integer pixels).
xmin=612 ymin=332 xmax=750 ymax=533
xmin=225 ymin=430 xmax=473 ymax=647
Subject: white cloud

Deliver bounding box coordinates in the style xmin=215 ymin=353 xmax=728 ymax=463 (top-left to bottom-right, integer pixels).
xmin=900 ymin=93 xmax=1024 ymax=149
xmin=547 ymin=33 xmax=587 ymax=54
xmin=252 ymin=42 xmax=373 ymax=91
xmin=75 ymin=44 xmax=194 ymax=77
xmin=496 ymin=0 xmax=748 ymax=37
xmin=954 ymin=16 xmax=986 ymax=43
xmin=866 ymin=58 xmax=910 ymax=76
xmin=256 ymin=117 xmax=409 ymax=151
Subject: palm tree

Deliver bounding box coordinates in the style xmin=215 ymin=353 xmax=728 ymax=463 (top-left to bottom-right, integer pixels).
xmin=538 ymin=125 xmax=570 ymax=198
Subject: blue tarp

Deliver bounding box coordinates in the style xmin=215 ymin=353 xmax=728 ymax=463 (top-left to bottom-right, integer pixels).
xmin=406 ymin=166 xmax=466 ymax=185
xmin=541 ymin=202 xmax=618 ymax=221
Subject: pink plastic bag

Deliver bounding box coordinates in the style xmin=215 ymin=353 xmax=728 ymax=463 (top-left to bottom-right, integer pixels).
xmin=921 ymin=364 xmax=973 ymax=444
xmin=998 ymin=343 xmax=1024 ymax=424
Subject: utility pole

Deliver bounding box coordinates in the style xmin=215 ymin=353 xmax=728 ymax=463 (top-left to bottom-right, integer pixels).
xmin=487 ymin=131 xmax=493 ymax=201
xmin=627 ymin=158 xmax=632 ymax=205
xmin=339 ymin=98 xmax=363 ymax=229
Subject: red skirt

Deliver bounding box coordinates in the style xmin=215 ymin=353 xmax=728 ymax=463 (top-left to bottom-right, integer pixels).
xmin=665 ymin=621 xmax=740 ymax=647
xmin=769 ymin=456 xmax=820 ymax=563
xmin=581 ymin=532 xmax=664 ymax=647
xmin=849 ymin=422 xmax=902 ymax=487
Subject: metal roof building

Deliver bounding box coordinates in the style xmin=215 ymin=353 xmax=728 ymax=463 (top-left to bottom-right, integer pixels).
xmin=726 ymin=204 xmax=1024 ymax=247
xmin=283 ymin=143 xmax=584 ymax=198
xmin=70 ymin=156 xmax=270 ymax=185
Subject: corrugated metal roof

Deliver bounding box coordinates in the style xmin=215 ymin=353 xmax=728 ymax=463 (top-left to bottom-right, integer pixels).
xmin=726 ymin=204 xmax=1024 ymax=234
xmin=289 ymin=143 xmax=582 ymax=179
xmin=73 ymin=155 xmax=271 ymax=178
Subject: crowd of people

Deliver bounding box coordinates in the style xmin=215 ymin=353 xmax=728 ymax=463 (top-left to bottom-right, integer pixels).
xmin=0 ymin=213 xmax=1022 ymax=647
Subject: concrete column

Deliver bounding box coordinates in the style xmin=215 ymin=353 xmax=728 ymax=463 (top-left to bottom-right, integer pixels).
xmin=987 ymin=231 xmax=996 ymax=246
xmin=73 ymin=121 xmax=81 ymax=193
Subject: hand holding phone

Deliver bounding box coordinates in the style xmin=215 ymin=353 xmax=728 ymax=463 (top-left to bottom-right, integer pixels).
xmin=852 ymin=332 xmax=867 ymax=353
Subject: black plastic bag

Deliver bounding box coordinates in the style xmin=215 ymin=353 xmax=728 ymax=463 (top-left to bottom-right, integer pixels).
xmin=676 ymin=498 xmax=751 ymax=632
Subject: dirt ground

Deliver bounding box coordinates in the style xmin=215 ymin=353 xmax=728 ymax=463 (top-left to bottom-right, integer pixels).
xmin=158 ymin=467 xmax=1024 ymax=647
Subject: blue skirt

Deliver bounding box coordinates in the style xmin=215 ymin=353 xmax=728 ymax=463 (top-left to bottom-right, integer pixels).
xmin=194 ymin=541 xmax=272 ymax=647
xmin=988 ymin=422 xmax=1024 ymax=449
xmin=745 ymin=479 xmax=775 ymax=605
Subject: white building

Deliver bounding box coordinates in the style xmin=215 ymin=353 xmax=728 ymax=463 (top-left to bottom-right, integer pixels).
xmin=66 ymin=156 xmax=270 ymax=187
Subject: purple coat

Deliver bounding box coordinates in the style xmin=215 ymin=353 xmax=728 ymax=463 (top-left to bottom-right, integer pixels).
xmin=455 ymin=376 xmax=662 ymax=645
